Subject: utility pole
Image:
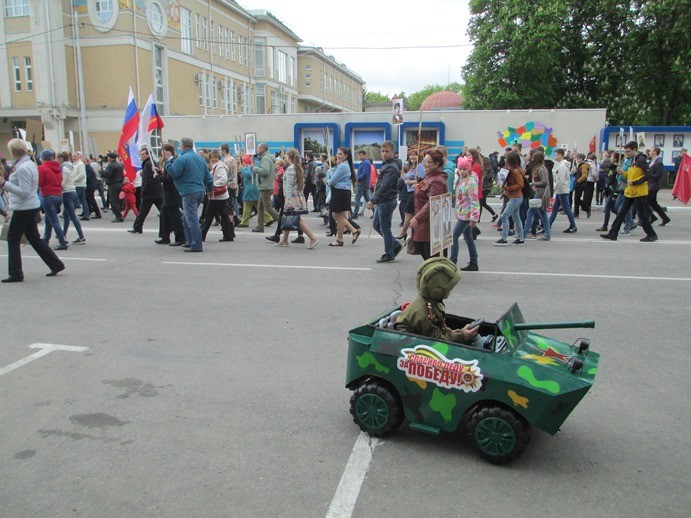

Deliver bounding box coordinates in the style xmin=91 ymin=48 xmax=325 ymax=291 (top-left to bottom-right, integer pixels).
xmin=73 ymin=7 xmax=89 ymax=155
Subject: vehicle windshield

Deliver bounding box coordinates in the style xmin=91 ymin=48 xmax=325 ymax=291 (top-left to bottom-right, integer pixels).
xmin=495 ymin=303 xmax=528 ymax=354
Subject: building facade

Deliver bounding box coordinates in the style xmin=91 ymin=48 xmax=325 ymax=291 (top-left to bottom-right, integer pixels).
xmin=0 ymin=0 xmax=364 ymax=156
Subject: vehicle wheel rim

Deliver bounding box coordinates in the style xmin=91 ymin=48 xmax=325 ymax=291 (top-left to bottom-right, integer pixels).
xmin=355 ymin=394 xmax=389 ymax=430
xmin=475 ymin=417 xmax=516 ymax=456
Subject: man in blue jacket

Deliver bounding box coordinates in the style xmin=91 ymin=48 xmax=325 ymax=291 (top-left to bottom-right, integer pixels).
xmin=353 ymin=150 xmax=371 ymax=218
xmin=164 ymin=137 xmax=213 ymax=252
xmin=367 ymin=141 xmax=403 ymax=263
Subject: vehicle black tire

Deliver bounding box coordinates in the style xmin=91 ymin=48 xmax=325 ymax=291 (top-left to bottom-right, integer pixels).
xmin=350 ymin=380 xmax=403 ymax=437
xmin=466 ymin=405 xmax=530 ymax=464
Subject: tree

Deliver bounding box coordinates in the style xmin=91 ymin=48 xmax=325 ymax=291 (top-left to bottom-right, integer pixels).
xmin=364 ymin=91 xmax=391 ymax=103
xmin=462 ymin=0 xmax=691 ymax=125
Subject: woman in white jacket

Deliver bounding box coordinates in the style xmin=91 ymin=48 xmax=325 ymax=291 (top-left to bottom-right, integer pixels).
xmin=201 ymin=149 xmax=235 ymax=242
xmin=275 ymin=148 xmax=319 ymax=249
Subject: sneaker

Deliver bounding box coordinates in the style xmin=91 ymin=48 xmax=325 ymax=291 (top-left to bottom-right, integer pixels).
xmin=460 ymin=263 xmax=479 ymax=271
xmin=491 ymin=214 xmax=499 ymax=223
xmin=619 ymin=230 xmax=632 ymax=236
xmin=538 ymin=236 xmax=551 ymax=241
xmin=291 ymin=236 xmax=305 ymax=244
xmin=351 ymin=214 xmax=358 ymax=220
xmin=525 ymin=233 xmax=538 ymax=239
xmin=512 ymin=239 xmax=525 ymax=245
xmin=376 ymin=254 xmax=395 ymax=263
xmin=54 ymin=243 xmax=69 ymax=251
xmin=640 ymin=235 xmax=658 ymax=242
xmin=72 ymin=237 xmax=86 ymax=245
xmin=265 ymin=235 xmax=280 ymax=243
xmin=508 ymin=230 xmax=515 ymax=237
xmin=493 ymin=239 xmax=508 ymax=246
xmin=563 ymin=227 xmax=577 ymax=233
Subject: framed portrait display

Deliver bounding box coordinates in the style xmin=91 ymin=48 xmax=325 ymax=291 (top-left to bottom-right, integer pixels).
xmin=294 ymin=123 xmax=339 ymax=158
xmin=245 ymin=132 xmax=257 ymax=156
xmin=344 ymin=123 xmax=392 ymax=163
xmin=653 ymin=134 xmax=665 ymax=147
xmin=671 ymin=150 xmax=681 ymax=160
xmin=673 ymin=134 xmax=684 ymax=147
xmin=429 ymin=193 xmax=453 ymax=256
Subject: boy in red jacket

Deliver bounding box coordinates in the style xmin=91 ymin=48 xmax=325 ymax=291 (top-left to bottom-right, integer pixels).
xmin=120 ymin=177 xmax=139 ymax=220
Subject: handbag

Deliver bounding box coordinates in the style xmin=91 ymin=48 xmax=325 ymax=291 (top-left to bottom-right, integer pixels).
xmin=280 ymin=211 xmax=301 ymax=231
xmin=1 ymin=215 xmax=28 ymax=244
xmin=212 ymin=185 xmax=228 ymax=198
xmin=528 ymin=198 xmax=542 ymax=209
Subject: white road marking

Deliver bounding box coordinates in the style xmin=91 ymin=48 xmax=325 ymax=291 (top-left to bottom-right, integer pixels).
xmin=326 ymin=432 xmax=379 ymax=518
xmin=475 ymin=271 xmax=691 ymax=282
xmin=0 ymin=255 xmax=107 ymax=262
xmin=0 ymin=343 xmax=89 ymax=377
xmin=164 ymin=261 xmax=371 ymax=271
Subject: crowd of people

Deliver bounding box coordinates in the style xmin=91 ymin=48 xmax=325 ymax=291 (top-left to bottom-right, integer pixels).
xmin=0 ymin=135 xmax=682 ymax=282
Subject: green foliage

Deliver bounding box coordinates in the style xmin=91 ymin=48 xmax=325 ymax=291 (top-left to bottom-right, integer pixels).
xmin=462 ymin=0 xmax=691 ymax=125
xmin=364 ymin=91 xmax=391 ymax=103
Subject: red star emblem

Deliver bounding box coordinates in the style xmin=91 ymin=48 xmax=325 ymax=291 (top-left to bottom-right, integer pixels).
xmin=543 ymin=347 xmax=570 ymax=363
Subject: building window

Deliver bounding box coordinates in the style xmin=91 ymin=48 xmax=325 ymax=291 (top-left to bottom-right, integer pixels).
xmin=5 ymin=0 xmax=29 ymax=17
xmin=12 ymin=57 xmax=21 ymax=92
xmin=277 ymin=51 xmax=287 ymax=84
xmin=268 ymin=46 xmax=274 ymax=79
xmin=218 ymin=25 xmax=224 ymax=57
xmin=289 ymin=56 xmax=295 ymax=87
xmin=180 ymin=8 xmax=191 ymax=54
xmin=305 ymin=82 xmax=311 ymax=88
xmin=306 ymin=74 xmax=311 ymax=80
xmin=256 ymin=86 xmax=265 ymax=114
xmin=95 ymin=0 xmax=113 ymax=22
xmin=153 ymin=45 xmax=165 ymax=115
xmin=224 ymin=28 xmax=230 ymax=59
xmin=202 ymin=17 xmax=208 ymax=51
xmin=232 ymin=82 xmax=237 ymax=113
xmin=149 ymin=129 xmax=162 ymax=161
xmin=254 ymin=38 xmax=265 ymax=77
xmin=230 ymin=31 xmax=235 ymax=61
xmin=239 ymin=36 xmax=247 ymax=66
xmin=210 ymin=21 xmax=215 ymax=54
xmin=195 ymin=14 xmax=201 ymax=48
xmin=305 ymin=64 xmax=311 ymax=71
xmin=24 ymin=57 xmax=32 ymax=91
xmin=147 ymin=0 xmax=165 ymax=36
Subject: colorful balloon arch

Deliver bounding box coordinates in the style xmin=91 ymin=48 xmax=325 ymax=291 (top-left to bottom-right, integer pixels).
xmin=498 ymin=121 xmax=558 ymax=155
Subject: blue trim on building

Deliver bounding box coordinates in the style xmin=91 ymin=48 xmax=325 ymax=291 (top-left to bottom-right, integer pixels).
xmin=294 ymin=123 xmax=340 ymax=155
xmin=600 ymin=125 xmax=691 ymax=170
xmin=344 ymin=122 xmax=392 ymax=164
xmin=398 ymin=121 xmax=446 ymax=146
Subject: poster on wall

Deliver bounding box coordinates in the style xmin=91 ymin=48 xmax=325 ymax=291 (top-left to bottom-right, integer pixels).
xmin=429 ymin=193 xmax=453 ymax=256
xmin=301 ymin=128 xmax=334 ymax=157
xmin=352 ymin=128 xmax=385 ymax=161
xmin=404 ymin=129 xmax=439 ymax=157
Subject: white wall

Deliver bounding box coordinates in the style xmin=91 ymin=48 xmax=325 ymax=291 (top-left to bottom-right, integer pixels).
xmin=161 ymin=108 xmax=607 ymax=158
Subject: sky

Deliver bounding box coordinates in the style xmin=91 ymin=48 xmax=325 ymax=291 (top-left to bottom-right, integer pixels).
xmin=238 ymin=0 xmax=474 ymax=98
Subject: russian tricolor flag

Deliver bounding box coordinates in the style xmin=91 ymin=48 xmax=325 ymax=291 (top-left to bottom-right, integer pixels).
xmin=137 ymin=92 xmax=165 ymax=150
xmin=117 ymin=87 xmax=141 ymax=180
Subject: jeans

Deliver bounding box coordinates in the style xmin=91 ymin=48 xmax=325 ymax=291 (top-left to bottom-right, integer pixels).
xmin=353 ymin=183 xmax=371 ymax=215
xmin=181 ymin=191 xmax=205 ymax=250
xmin=62 ymin=191 xmax=85 ymax=239
xmin=608 ymin=196 xmax=656 ymax=238
xmin=6 ymin=208 xmax=64 ymax=278
xmin=501 ymin=198 xmax=524 ymax=240
xmin=449 ymin=219 xmax=478 ymax=264
xmin=76 ymin=186 xmax=89 ymax=219
xmin=614 ymin=192 xmax=633 ymax=231
xmin=525 ymin=207 xmax=551 ymax=239
xmin=42 ymin=195 xmax=68 ymax=246
xmin=373 ymin=198 xmax=397 ymax=256
xmin=549 ymin=193 xmax=576 ymax=229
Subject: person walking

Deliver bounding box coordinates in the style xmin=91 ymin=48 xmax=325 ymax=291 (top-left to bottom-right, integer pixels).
xmin=128 ymin=147 xmax=163 ymax=235
xmin=164 ymin=137 xmax=213 ymax=252
xmin=156 ymin=143 xmax=185 ymax=245
xmin=548 ymin=148 xmax=577 ymax=233
xmin=366 ymin=141 xmax=402 ymax=262
xmin=0 ymin=139 xmax=64 ymax=282
xmin=251 ymin=143 xmax=280 ymax=233
xmin=274 ymin=148 xmax=319 ymax=249
xmin=327 ymin=147 xmax=359 ymax=247
xmin=494 ymin=151 xmax=525 ymax=246
xmin=37 ymin=149 xmax=69 ymax=250
xmin=523 ymin=151 xmax=552 ymax=241
xmin=201 ymin=149 xmax=235 ymax=242
xmin=449 ymin=156 xmax=480 ymax=270
xmin=102 ymin=152 xmax=124 ymax=222
xmin=58 ymin=152 xmax=86 ymax=245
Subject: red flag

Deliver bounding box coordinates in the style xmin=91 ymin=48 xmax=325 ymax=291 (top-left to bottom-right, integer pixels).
xmin=588 ymin=135 xmax=596 ymax=154
xmin=671 ymin=153 xmax=691 ymax=204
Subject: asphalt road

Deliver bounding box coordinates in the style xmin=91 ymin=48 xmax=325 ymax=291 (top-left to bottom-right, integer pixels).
xmin=1 ymin=204 xmax=689 ymax=518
